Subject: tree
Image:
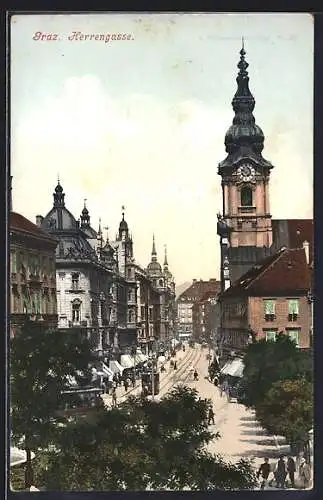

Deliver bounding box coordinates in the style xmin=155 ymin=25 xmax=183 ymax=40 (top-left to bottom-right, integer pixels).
xmin=10 ymin=320 xmax=94 ymax=488
xmin=239 ymin=333 xmax=313 ymax=408
xmin=255 ymin=378 xmax=313 ymax=454
xmin=37 ymin=385 xmax=257 ymax=491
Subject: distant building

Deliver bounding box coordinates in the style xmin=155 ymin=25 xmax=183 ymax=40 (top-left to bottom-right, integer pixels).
xmin=192 ymin=287 xmax=221 ymax=342
xmin=176 ymin=279 xmax=221 ymax=341
xmin=10 ymin=212 xmax=58 ymax=337
xmin=217 ymin=244 xmax=313 ymax=357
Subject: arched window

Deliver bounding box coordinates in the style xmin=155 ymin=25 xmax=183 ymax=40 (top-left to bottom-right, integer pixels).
xmin=159 ymin=279 xmax=163 ymax=287
xmin=241 ymin=187 xmax=253 ymax=207
xmin=128 ymin=309 xmax=134 ymax=323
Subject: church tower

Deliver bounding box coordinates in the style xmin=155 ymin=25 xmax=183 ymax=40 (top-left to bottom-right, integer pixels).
xmin=217 ymin=42 xmax=274 ymax=290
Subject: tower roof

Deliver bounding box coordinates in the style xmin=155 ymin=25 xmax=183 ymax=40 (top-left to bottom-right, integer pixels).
xmin=147 ymin=234 xmax=162 ymax=275
xmin=219 ymin=42 xmax=273 ymax=171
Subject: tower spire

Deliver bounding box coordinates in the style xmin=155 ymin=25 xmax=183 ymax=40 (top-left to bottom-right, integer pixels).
xmin=151 ymin=234 xmax=157 ymax=261
xmin=164 ymin=244 xmax=168 ymax=267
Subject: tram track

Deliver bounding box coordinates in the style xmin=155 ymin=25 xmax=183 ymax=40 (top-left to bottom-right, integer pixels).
xmin=156 ymin=348 xmax=203 ymax=398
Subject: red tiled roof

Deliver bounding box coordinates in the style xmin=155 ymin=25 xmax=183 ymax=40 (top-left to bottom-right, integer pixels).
xmin=10 ymin=212 xmax=57 ymax=244
xmin=219 ymin=248 xmax=310 ymax=299
xmin=178 ymin=279 xmax=220 ymax=302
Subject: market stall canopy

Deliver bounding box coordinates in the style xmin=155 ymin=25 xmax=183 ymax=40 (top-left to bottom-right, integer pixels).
xmin=10 ymin=447 xmax=35 ymax=467
xmin=220 ymin=358 xmax=244 ymax=378
xmin=134 ymin=353 xmax=148 ymax=365
xmin=109 ymin=360 xmax=124 ymax=375
xmin=120 ymin=354 xmax=135 ymax=369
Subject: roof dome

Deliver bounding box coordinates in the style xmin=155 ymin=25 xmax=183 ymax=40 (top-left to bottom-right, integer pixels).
xmin=225 ymin=123 xmax=264 ymax=154
xmin=147 ymin=260 xmax=162 ymax=274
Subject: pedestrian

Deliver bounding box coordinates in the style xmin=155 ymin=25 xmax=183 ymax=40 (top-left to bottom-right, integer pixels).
xmin=193 ymin=370 xmax=198 ymax=381
xmin=112 ymin=388 xmax=117 ymax=408
xmin=124 ymin=378 xmax=129 ymax=391
xmin=132 ymin=375 xmax=136 ymax=387
xmin=174 ymin=361 xmax=177 ymax=370
xmin=257 ymin=458 xmax=271 ymax=490
xmin=207 ymin=407 xmax=215 ymax=425
xmin=299 ymin=458 xmax=311 ymax=489
xmin=275 ymin=456 xmax=287 ymax=489
xmin=286 ymin=456 xmax=296 ymax=488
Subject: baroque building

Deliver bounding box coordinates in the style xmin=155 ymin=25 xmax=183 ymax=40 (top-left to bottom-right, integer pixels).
xmin=10 ymin=211 xmax=58 ymax=337
xmin=36 ymin=181 xmax=115 ymax=354
xmin=217 ymin=43 xmax=274 ymax=291
xmin=216 ymin=43 xmax=314 ymax=355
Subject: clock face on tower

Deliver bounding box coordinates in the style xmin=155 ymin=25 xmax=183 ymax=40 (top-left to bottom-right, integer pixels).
xmin=237 ymin=163 xmax=256 ymax=182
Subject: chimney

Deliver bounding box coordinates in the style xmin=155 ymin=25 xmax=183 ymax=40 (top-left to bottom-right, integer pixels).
xmin=36 ymin=215 xmax=44 ymax=227
xmin=303 ymin=240 xmax=310 ymax=264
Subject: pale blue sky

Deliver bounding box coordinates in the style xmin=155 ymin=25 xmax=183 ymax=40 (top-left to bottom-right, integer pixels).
xmin=11 ymin=13 xmax=313 ymax=284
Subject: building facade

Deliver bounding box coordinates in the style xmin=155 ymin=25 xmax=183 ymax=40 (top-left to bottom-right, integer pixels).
xmin=36 ymin=182 xmax=116 ymax=355
xmin=217 ymin=246 xmax=312 ymax=356
xmin=10 ymin=212 xmax=58 ymax=337
xmin=177 ymin=279 xmax=221 ymax=341
xmin=192 ymin=288 xmax=221 ymax=342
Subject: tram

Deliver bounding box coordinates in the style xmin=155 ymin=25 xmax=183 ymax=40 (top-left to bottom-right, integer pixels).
xmin=141 ymin=371 xmax=160 ymax=396
xmin=57 ymin=385 xmax=105 ymax=418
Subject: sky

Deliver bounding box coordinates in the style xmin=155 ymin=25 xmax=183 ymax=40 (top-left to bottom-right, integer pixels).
xmin=10 ymin=13 xmax=313 ymax=285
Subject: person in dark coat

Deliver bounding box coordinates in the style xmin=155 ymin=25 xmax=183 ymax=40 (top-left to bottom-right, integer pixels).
xmin=193 ymin=370 xmax=198 ymax=381
xmin=207 ymin=407 xmax=215 ymax=425
xmin=275 ymin=456 xmax=287 ymax=488
xmin=257 ymin=458 xmax=270 ymax=490
xmin=287 ymin=456 xmax=296 ymax=488
xmin=174 ymin=361 xmax=177 ymax=370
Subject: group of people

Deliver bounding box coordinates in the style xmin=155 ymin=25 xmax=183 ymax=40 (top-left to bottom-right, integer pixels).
xmin=257 ymin=455 xmax=312 ymax=490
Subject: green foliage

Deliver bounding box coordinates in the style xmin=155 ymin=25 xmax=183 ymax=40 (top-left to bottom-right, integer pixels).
xmin=240 ymin=333 xmax=313 ymax=408
xmin=37 ymin=385 xmax=257 ymax=491
xmin=255 ymin=378 xmax=313 ymax=446
xmin=10 ymin=320 xmax=94 ymax=486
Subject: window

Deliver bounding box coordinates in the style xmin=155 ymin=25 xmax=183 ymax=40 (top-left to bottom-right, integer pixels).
xmin=286 ymin=328 xmax=300 ymax=347
xmin=241 ymin=186 xmax=252 ymax=207
xmin=11 ymin=252 xmax=17 ymax=273
xmin=265 ymin=330 xmax=277 ymax=342
xmin=128 ymin=309 xmax=134 ymax=323
xmin=288 ymin=299 xmax=299 ymax=322
xmin=71 ymin=273 xmax=80 ymax=290
xmin=264 ymin=299 xmax=276 ymax=321
xmin=140 ymin=306 xmax=145 ymax=320
xmin=128 ymin=290 xmax=133 ymax=302
xmin=159 ymin=279 xmax=163 ymax=287
xmin=127 ymin=268 xmax=132 ymax=278
xmin=72 ymin=301 xmax=81 ymax=322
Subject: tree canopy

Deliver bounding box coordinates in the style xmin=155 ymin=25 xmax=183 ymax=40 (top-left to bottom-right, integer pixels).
xmin=239 ymin=333 xmax=313 ymax=408
xmin=255 ymin=378 xmax=313 ymax=448
xmin=10 ymin=320 xmax=94 ymax=487
xmin=36 ymin=385 xmax=257 ymax=491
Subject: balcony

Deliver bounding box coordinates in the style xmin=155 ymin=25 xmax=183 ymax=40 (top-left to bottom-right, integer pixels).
xmin=264 ymin=313 xmax=276 ymax=322
xmin=68 ymin=320 xmax=88 ymax=328
xmin=288 ymin=313 xmax=298 ymax=322
xmin=28 ymin=273 xmax=41 ymax=284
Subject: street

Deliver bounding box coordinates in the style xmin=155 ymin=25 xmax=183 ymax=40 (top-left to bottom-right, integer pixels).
xmin=102 ymin=345 xmax=312 ymax=491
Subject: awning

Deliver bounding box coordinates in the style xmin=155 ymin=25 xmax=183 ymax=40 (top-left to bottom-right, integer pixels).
xmin=109 ymin=360 xmax=124 ymax=374
xmin=66 ymin=375 xmax=78 ymax=386
xmin=120 ymin=354 xmax=135 ymax=368
xmin=101 ymin=363 xmax=114 ymax=381
xmin=134 ymin=353 xmax=148 ymax=365
xmin=10 ymin=447 xmax=35 ymax=467
xmin=220 ymin=358 xmax=244 ymax=378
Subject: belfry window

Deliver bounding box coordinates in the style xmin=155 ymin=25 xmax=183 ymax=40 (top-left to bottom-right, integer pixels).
xmin=241 ymin=187 xmax=253 ymax=207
